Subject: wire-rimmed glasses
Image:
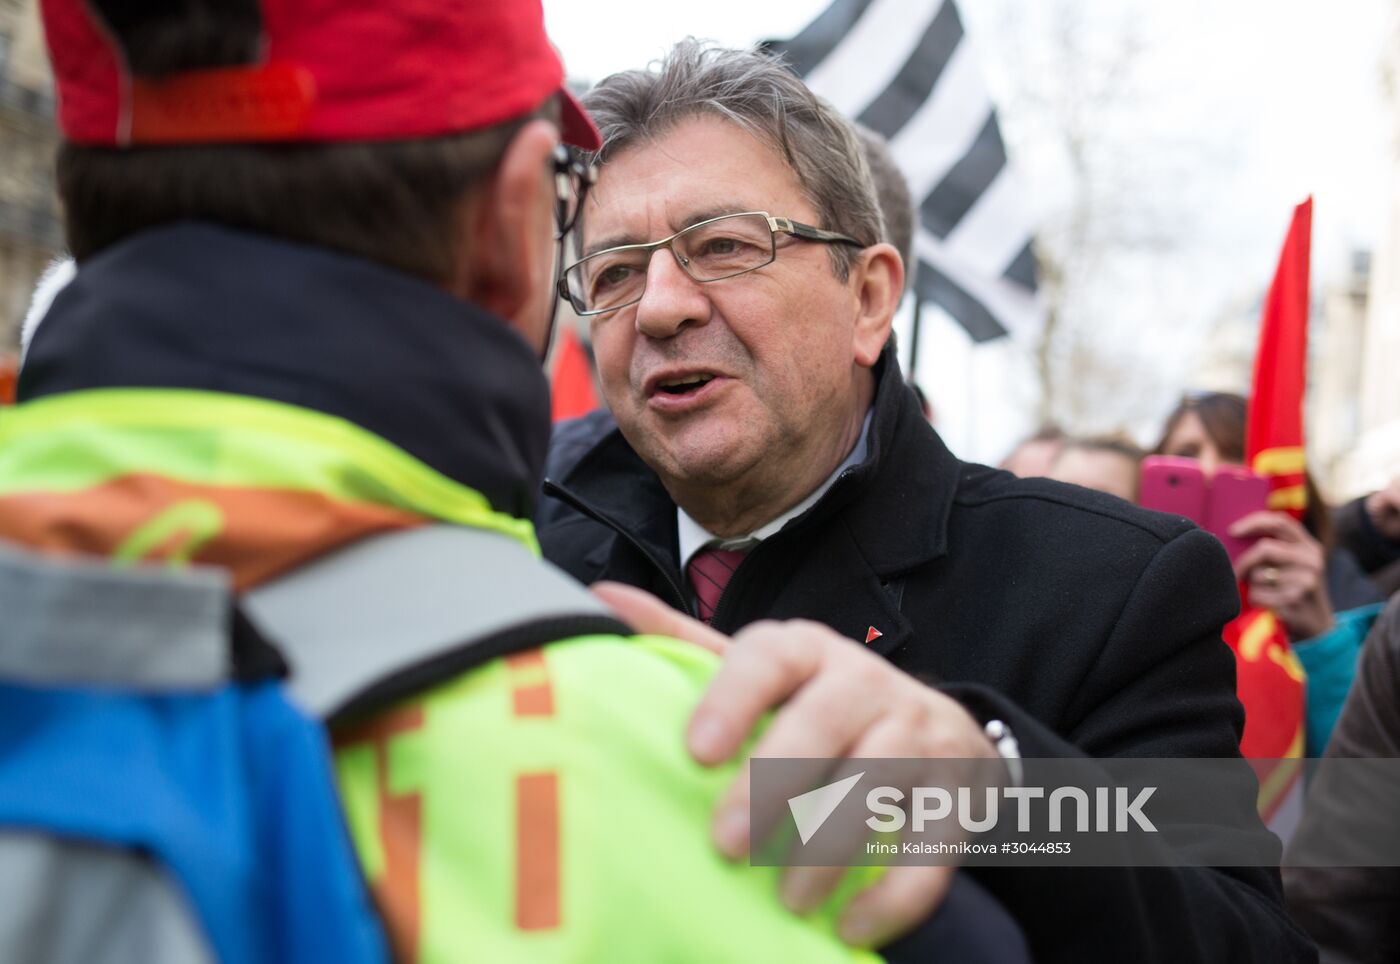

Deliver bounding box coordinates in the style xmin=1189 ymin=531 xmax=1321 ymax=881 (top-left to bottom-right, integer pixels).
xmin=557 ymin=211 xmax=864 ymax=317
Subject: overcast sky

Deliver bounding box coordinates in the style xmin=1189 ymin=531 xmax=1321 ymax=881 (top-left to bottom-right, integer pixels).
xmin=543 ymin=0 xmax=1396 ymax=462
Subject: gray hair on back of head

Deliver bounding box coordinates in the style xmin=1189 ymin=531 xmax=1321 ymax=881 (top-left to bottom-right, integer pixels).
xmin=581 ymin=38 xmax=885 ymax=281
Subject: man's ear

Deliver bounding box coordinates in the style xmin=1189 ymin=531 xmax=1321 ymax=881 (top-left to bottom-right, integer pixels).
xmin=454 ymin=119 xmax=559 ymax=350
xmin=850 ymin=242 xmax=903 ymax=368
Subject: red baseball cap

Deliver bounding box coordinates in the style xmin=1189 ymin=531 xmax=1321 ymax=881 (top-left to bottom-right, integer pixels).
xmin=39 ymin=0 xmax=600 ymax=150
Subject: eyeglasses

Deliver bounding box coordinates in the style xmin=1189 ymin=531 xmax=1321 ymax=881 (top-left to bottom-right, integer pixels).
xmin=553 ymin=144 xmax=596 ymax=240
xmin=542 ymin=144 xmax=597 ymax=360
xmin=557 ymin=211 xmax=865 ymax=316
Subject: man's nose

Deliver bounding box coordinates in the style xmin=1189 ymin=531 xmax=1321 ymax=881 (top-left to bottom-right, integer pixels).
xmin=634 ymin=247 xmax=710 ymax=340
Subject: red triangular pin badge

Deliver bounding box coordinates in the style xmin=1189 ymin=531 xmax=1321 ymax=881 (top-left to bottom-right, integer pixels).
xmin=864 ymin=626 xmax=883 ymax=644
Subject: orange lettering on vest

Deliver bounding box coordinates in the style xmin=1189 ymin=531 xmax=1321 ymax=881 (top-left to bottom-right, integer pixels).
xmin=335 ymin=705 xmax=426 ymax=962
xmin=515 ymin=772 xmax=561 ymax=930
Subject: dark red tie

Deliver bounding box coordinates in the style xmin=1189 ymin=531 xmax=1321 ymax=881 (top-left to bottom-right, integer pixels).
xmin=687 ymin=546 xmax=748 ymax=624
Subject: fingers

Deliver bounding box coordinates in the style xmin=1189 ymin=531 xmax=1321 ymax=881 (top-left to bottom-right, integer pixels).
xmin=713 ymin=650 xmax=887 ymax=857
xmin=687 ymin=620 xmax=828 ymax=767
xmin=693 ymin=625 xmax=832 ymax=859
xmin=591 ymin=581 xmax=729 ymax=655
xmin=1244 ymin=568 xmax=1309 ymax=612
xmin=1229 ymin=513 xmax=1317 ymax=587
xmin=774 ymin=707 xmax=982 ymax=917
xmin=780 ymin=865 xmax=849 ymax=916
xmin=741 ymin=644 xmax=889 ymax=763
xmin=1245 ymin=564 xmax=1336 ymax=639
xmin=711 ymin=756 xmax=752 ymax=859
xmin=838 ymin=865 xmax=957 ymax=947
xmin=1233 ymin=537 xmax=1307 ymax=583
xmin=775 ymin=692 xmax=996 ymax=921
xmin=673 ymin=617 xmax=991 ymax=950
xmin=690 ymin=621 xmax=881 ymax=861
xmin=1228 ymin=510 xmax=1309 ymax=543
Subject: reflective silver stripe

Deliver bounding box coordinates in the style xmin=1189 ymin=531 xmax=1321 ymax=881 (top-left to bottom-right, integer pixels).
xmin=0 ymin=833 xmax=214 ymax=964
xmin=0 ymin=526 xmax=608 ymax=713
xmin=0 ymin=540 xmax=229 ymax=689
xmin=242 ymin=525 xmax=609 ymax=719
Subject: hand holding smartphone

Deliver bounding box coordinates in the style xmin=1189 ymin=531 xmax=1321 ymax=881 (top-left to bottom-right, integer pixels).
xmin=1139 ymin=456 xmax=1270 ymax=564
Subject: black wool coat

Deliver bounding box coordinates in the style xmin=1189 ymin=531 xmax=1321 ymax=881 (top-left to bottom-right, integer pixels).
xmin=537 ymin=350 xmax=1315 ymax=964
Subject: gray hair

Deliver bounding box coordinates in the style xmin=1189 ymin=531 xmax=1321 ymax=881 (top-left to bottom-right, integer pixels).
xmin=581 ymin=39 xmax=885 ymax=280
xmin=854 ymin=123 xmax=915 ymax=294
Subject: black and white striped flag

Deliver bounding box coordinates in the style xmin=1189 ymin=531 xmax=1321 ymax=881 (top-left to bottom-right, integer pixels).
xmin=770 ymin=0 xmax=1041 ymax=343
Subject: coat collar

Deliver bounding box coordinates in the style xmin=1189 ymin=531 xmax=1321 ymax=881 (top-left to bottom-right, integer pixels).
xmin=20 ymin=223 xmax=551 ymax=519
xmin=546 ymin=342 xmax=961 ymax=581
xmin=798 ymin=343 xmax=959 ymax=575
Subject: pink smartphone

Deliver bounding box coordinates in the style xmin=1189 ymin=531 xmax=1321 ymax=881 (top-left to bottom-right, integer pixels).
xmin=1140 ymin=456 xmax=1269 ymax=564
xmin=1139 ymin=456 xmax=1207 ymax=526
xmin=1206 ymin=466 xmax=1270 ymax=563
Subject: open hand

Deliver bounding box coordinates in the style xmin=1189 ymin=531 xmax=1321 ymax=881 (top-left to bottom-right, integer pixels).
xmin=595 ymin=581 xmax=998 ymax=948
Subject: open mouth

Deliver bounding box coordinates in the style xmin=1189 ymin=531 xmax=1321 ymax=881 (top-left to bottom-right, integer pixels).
xmin=654 ymin=373 xmax=716 ymax=396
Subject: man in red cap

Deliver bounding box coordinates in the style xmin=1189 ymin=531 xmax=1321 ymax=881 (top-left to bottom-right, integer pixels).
xmin=0 ymin=2 xmax=1037 ymax=963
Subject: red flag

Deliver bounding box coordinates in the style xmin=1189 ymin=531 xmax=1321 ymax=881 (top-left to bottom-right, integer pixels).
xmin=1226 ymin=199 xmax=1312 ymax=826
xmin=1223 ymin=609 xmax=1305 ymax=823
xmin=1246 ymin=197 xmax=1311 ymax=519
xmin=550 ymin=328 xmax=599 ymax=423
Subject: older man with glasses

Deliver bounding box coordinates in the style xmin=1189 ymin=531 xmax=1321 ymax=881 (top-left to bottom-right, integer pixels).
xmin=538 ymin=39 xmax=1314 ymax=963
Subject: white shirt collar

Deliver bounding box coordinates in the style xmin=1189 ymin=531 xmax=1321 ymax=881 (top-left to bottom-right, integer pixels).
xmin=677 ymin=407 xmax=874 ymax=570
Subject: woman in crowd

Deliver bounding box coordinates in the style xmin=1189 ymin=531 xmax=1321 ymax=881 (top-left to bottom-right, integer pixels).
xmin=1154 ymin=392 xmax=1385 ymax=755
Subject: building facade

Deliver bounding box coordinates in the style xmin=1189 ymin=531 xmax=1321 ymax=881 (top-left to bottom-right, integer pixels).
xmin=1312 ymin=252 xmax=1374 ymax=501
xmin=0 ymin=0 xmax=59 ymax=351
xmin=1328 ymin=6 xmax=1400 ymax=500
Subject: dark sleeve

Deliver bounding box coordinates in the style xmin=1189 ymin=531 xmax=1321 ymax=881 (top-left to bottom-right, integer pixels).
xmin=1325 ymin=548 xmax=1385 ymax=612
xmin=942 ymin=528 xmax=1317 ymax=964
xmin=1334 ymin=497 xmax=1400 ymax=578
xmin=882 ymin=874 xmax=1031 ymax=964
xmin=1284 ymin=597 xmax=1400 ymax=964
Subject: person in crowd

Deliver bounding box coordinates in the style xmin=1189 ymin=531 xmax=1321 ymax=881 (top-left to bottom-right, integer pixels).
xmin=1155 ymin=391 xmax=1385 ymax=754
xmin=1284 ymin=595 xmax=1400 ymax=963
xmin=0 ymin=3 xmax=1035 ymax=961
xmin=1334 ymin=473 xmax=1400 ymax=597
xmin=1047 ymin=434 xmax=1145 ymax=502
xmin=539 ymin=38 xmax=1313 ymax=963
xmin=999 ymin=425 xmax=1067 ymax=478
